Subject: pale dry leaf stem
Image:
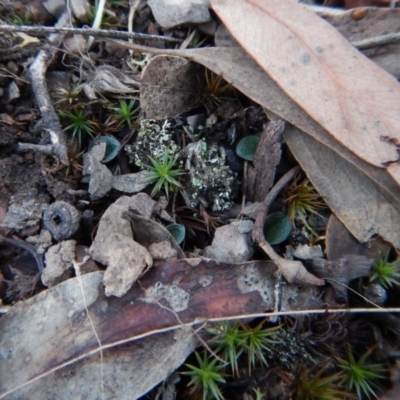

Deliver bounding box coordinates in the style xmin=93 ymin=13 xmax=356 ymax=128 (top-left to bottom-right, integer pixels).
xmin=127 ymin=0 xmax=142 ymax=56
xmin=87 ymin=0 xmax=107 ymax=49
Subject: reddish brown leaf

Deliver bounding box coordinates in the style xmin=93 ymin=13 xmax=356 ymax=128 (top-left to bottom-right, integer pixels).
xmin=0 ymin=259 xmax=327 ymax=398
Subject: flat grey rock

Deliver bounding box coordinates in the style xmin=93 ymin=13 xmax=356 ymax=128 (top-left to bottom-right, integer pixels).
xmin=148 ymin=0 xmax=211 ymax=29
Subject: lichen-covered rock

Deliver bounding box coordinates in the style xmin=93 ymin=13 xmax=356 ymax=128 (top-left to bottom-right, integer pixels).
xmin=182 ymin=140 xmax=238 ymax=211
xmin=125 ymin=119 xmax=181 ymax=168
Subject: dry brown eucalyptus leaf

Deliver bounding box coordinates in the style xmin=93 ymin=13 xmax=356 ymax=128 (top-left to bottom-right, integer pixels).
xmin=316 ymin=6 xmax=400 ymax=79
xmin=326 ymin=214 xmax=391 ymax=262
xmin=83 ymin=65 xmax=139 ymax=100
xmin=140 ymin=55 xmax=203 ymax=119
xmin=211 ymin=0 xmax=400 ymax=185
xmin=311 ymin=255 xmax=373 ymax=302
xmin=318 ymin=7 xmax=400 ymax=41
xmin=284 ymin=125 xmax=400 ymax=247
xmin=0 ymin=258 xmax=330 ymax=398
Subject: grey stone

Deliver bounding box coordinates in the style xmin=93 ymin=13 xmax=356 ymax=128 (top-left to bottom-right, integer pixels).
xmin=148 ymin=240 xmax=178 ymax=260
xmin=204 ymin=222 xmax=254 ymax=263
xmin=89 ymin=197 xmax=153 ymax=297
xmin=82 ymin=153 xmax=113 ymax=201
xmin=293 ymin=244 xmax=323 ymax=260
xmin=42 ymin=240 xmax=76 ymax=287
xmin=2 ymin=191 xmax=49 ymax=233
xmin=112 ymin=172 xmax=149 ymax=194
xmin=43 ymin=0 xmax=65 ymax=17
xmin=148 ymin=0 xmax=211 ymax=29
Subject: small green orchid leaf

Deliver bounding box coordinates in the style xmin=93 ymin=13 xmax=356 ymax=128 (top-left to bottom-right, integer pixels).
xmin=236 ymin=135 xmax=260 ymax=161
xmin=89 ymin=136 xmax=121 ymax=163
xmin=166 ymin=224 xmax=186 ymax=245
xmin=263 ymin=212 xmax=292 ymax=245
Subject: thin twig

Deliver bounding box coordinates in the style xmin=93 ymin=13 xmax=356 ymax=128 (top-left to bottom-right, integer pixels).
xmin=253 ymin=166 xmax=299 ymax=242
xmin=18 ymin=11 xmax=71 ymax=164
xmin=252 ymin=165 xmax=324 ymax=285
xmin=352 ymin=32 xmax=400 ymax=50
xmin=0 ymin=24 xmax=182 ymax=43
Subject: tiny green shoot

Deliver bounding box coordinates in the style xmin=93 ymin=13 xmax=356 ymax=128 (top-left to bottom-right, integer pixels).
xmin=338 ymin=345 xmax=385 ymax=399
xmin=242 ymin=322 xmax=280 ymax=373
xmin=59 ymin=108 xmax=98 ymax=146
xmin=141 ymin=153 xmax=185 ymax=197
xmin=183 ymin=351 xmax=226 ymax=400
xmin=296 ymin=366 xmax=349 ymax=400
xmin=55 ymin=84 xmax=84 ymax=105
xmin=209 ymin=322 xmax=247 ymax=375
xmin=369 ymin=252 xmax=400 ymax=289
xmin=111 ymin=99 xmax=139 ymax=128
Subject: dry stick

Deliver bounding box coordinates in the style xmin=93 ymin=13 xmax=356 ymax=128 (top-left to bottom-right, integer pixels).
xmin=0 ymin=24 xmax=182 ymax=43
xmin=17 ymin=12 xmax=71 ymax=165
xmin=128 ymin=0 xmax=142 ymax=39
xmin=252 ymin=166 xmax=325 ymax=285
xmin=352 ymin=32 xmax=400 ymax=50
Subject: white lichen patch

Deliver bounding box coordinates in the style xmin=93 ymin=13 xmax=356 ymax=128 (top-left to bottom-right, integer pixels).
xmin=198 ymin=275 xmax=213 ymax=287
xmin=142 ymin=280 xmax=190 ymax=312
xmin=125 ymin=119 xmax=181 ymax=167
xmin=186 ymin=258 xmax=202 ymax=267
xmin=237 ymin=263 xmax=275 ymax=307
xmin=182 ymin=139 xmax=238 ymax=211
xmin=125 ymin=119 xmax=238 ymax=212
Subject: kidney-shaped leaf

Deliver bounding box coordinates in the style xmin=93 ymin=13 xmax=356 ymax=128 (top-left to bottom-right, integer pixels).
xmin=236 ymin=135 xmax=260 ymax=161
xmin=263 ymin=212 xmax=292 ymax=245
